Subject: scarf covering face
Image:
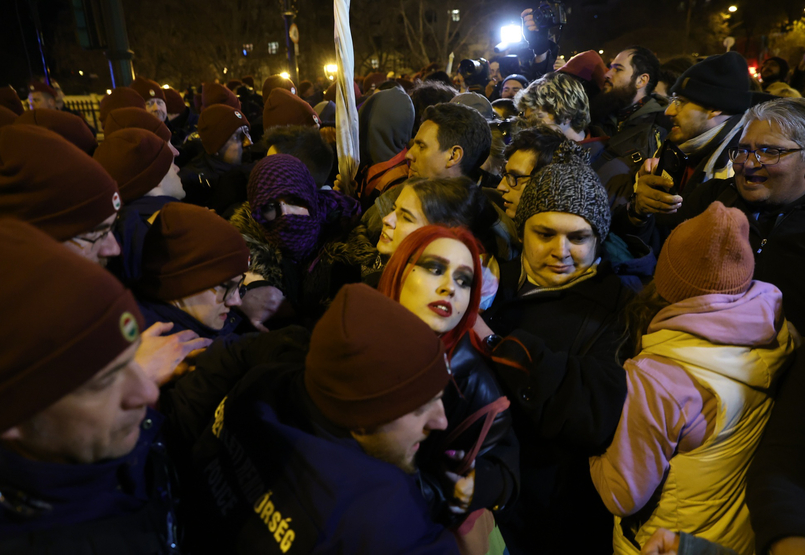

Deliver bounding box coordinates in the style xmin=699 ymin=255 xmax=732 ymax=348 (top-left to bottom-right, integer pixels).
xmin=247 ymin=153 xmax=360 ymax=261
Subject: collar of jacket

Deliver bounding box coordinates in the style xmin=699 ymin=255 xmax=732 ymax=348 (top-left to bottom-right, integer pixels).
xmin=137 ymin=297 xmax=241 ymax=339
xmin=517 ymin=257 xmax=600 ymax=294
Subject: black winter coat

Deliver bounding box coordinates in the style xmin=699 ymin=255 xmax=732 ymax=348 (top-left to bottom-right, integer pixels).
xmin=419 ymin=333 xmax=520 ymax=527
xmin=482 ymin=261 xmax=631 ymax=555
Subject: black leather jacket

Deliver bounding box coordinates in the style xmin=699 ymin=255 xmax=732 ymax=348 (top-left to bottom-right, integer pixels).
xmin=418 ymin=332 xmax=520 ymax=527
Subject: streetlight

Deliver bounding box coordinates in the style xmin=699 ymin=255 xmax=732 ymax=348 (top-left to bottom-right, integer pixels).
xmin=223 ymin=67 xmax=228 ymax=74
xmin=728 ymin=5 xmax=737 ymax=11
xmin=78 ymin=70 xmax=84 ymax=76
xmin=599 ymin=49 xmax=604 ymax=54
xmin=280 ymin=71 xmax=291 ymax=80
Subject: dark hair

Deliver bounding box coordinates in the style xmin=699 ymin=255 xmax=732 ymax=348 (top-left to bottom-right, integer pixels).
xmin=262 ymin=125 xmax=334 ymax=186
xmin=378 ymin=80 xmax=402 ymax=91
xmin=407 ymin=176 xmax=485 ymax=232
xmin=620 ymin=281 xmax=670 ymax=358
xmin=425 ymin=71 xmax=453 ymax=87
xmin=421 ymin=103 xmax=492 ymax=177
xmin=625 ymin=46 xmax=660 ymax=95
xmin=410 ymin=81 xmax=458 ymax=133
xmin=504 ymin=125 xmax=566 ymax=173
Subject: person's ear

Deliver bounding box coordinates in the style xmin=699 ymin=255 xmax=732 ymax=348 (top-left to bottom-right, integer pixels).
xmin=445 ymin=145 xmax=464 ymax=169
xmin=706 ymin=108 xmax=724 ymax=120
xmin=635 ymin=72 xmax=650 ymax=90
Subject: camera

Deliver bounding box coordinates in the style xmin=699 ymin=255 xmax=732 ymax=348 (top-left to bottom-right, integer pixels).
xmin=458 ymin=58 xmax=490 ymax=89
xmin=532 ymin=1 xmax=567 ymax=30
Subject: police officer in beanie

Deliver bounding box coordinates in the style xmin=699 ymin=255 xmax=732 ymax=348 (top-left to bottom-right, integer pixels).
xmin=183 ymin=283 xmax=460 ymax=554
xmin=179 ymin=105 xmax=255 ymax=216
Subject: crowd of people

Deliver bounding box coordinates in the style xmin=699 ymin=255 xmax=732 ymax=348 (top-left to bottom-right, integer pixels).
xmin=2 ymin=9 xmax=805 ymax=554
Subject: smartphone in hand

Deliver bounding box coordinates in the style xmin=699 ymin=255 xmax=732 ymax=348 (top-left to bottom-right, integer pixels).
xmin=654 ymin=141 xmax=688 ymax=195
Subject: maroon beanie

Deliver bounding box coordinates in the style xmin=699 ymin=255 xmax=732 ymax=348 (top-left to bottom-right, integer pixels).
xmin=305 ymin=283 xmax=449 ymax=429
xmin=324 ymin=80 xmax=361 ymax=102
xmin=163 ymin=87 xmax=186 ymax=114
xmin=99 ymin=87 xmax=147 ymax=124
xmin=15 ymin=109 xmax=97 ymax=154
xmin=0 ymin=106 xmax=18 ymax=128
xmin=226 ymin=80 xmax=242 ymax=92
xmin=0 ymin=219 xmax=143 ymax=432
xmin=362 ymin=72 xmax=387 ymax=93
xmin=197 ymin=104 xmax=250 ymax=155
xmin=0 ymin=87 xmax=24 ymax=115
xmin=263 ymin=88 xmax=321 ymax=129
xmin=0 ymin=125 xmax=120 ymax=241
xmin=262 ymin=74 xmax=296 ymax=99
xmin=28 ymin=81 xmax=58 ymax=99
xmin=241 ymin=75 xmax=255 ymax=89
xmin=139 ymin=203 xmax=250 ymax=301
xmin=103 ymin=107 xmax=172 ymax=143
xmin=93 ymin=128 xmax=174 ymax=203
xmin=558 ymin=50 xmax=608 ymax=91
xmin=202 ymin=83 xmax=241 ymax=111
xmin=131 ymin=77 xmax=166 ymax=102
xmin=655 ymin=201 xmax=755 ymax=304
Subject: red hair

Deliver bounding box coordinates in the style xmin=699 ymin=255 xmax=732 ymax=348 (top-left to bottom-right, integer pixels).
xmin=378 ymin=225 xmax=483 ymax=354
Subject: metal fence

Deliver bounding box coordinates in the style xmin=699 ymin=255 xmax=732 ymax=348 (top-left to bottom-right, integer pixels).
xmin=63 ymin=96 xmax=103 ymax=133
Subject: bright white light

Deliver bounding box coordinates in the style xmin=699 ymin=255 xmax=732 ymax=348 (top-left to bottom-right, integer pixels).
xmin=324 ymin=64 xmax=338 ymax=73
xmin=223 ymin=67 xmax=228 ymax=74
xmin=106 ymin=89 xmax=112 ymax=95
xmin=280 ymin=72 xmax=291 ymax=79
xmin=162 ymin=84 xmax=170 ymax=89
xmin=328 ymin=75 xmax=334 ymax=80
xmin=500 ymin=24 xmax=523 ymax=44
xmin=728 ymin=5 xmax=737 ymax=12
xmin=599 ymin=49 xmax=604 ymax=54
xmin=78 ymin=70 xmax=84 ymax=76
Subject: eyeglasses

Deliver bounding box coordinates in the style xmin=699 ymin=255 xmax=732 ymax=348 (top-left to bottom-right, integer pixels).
xmin=215 ymin=275 xmax=246 ymax=302
xmin=501 ymin=171 xmax=532 ymax=189
xmin=669 ymin=95 xmax=690 ymax=109
xmin=728 ymin=147 xmax=804 ymax=166
xmin=72 ymin=228 xmax=114 ymax=245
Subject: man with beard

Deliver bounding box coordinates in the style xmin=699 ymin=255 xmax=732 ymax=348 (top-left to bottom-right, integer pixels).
xmin=590 ymin=46 xmax=672 ymax=207
xmin=760 ymin=57 xmax=789 ymax=91
xmin=614 ymin=97 xmax=805 ymax=332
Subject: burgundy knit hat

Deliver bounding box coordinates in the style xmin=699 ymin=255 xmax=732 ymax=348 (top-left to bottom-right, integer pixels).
xmin=324 ymin=81 xmax=361 ymax=102
xmin=99 ymin=87 xmax=147 ymax=124
xmin=103 ymin=107 xmax=172 ymax=143
xmin=93 ymin=128 xmax=174 ymax=203
xmin=197 ymin=104 xmax=250 ymax=155
xmin=558 ymin=50 xmax=608 ymax=90
xmin=163 ymin=87 xmax=186 ymax=114
xmin=139 ymin=203 xmax=250 ymax=301
xmin=362 ymin=72 xmax=387 ymax=93
xmin=0 ymin=125 xmax=121 ymax=241
xmin=241 ymin=75 xmax=255 ymax=89
xmin=202 ymin=83 xmax=241 ymax=111
xmin=262 ymin=74 xmax=296 ymax=99
xmin=305 ymin=283 xmax=449 ymax=429
xmin=28 ymin=81 xmax=58 ymax=99
xmin=131 ymin=76 xmax=166 ymax=102
xmin=0 ymin=219 xmax=143 ymax=432
xmin=0 ymin=87 xmax=24 ymax=115
xmin=15 ymin=109 xmax=97 ymax=154
xmin=263 ymin=88 xmax=321 ymax=129
xmin=0 ymin=106 xmax=18 ymax=128
xmin=225 ymin=80 xmax=242 ymax=92
xmin=655 ymin=201 xmax=754 ymax=304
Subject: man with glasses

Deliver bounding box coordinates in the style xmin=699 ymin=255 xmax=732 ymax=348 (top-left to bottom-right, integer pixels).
xmin=617 ymin=97 xmax=805 ymax=330
xmin=496 ymin=125 xmax=567 ymax=219
xmin=137 ymin=202 xmax=252 ymax=340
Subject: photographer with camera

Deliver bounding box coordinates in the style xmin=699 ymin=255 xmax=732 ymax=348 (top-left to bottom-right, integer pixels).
xmin=519 ymin=3 xmax=564 ymax=82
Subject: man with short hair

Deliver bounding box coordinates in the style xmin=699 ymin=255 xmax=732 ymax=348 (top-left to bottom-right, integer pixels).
xmin=500 ymin=74 xmax=529 ymax=100
xmin=264 ymin=125 xmax=334 ymax=187
xmin=179 ymin=105 xmax=253 ymax=215
xmin=184 ymin=283 xmax=460 ymax=553
xmin=590 ymin=47 xmax=673 ymax=207
xmin=616 ymin=96 xmax=805 ymax=331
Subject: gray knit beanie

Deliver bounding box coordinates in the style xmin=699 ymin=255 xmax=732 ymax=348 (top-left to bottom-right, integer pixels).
xmin=515 ymin=161 xmax=610 ymax=238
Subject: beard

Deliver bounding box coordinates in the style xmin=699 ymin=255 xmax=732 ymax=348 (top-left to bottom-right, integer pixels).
xmin=590 ymin=79 xmax=639 ymax=123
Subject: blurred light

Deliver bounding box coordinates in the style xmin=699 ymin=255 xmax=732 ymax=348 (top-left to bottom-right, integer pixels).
xmin=749 ymin=65 xmax=758 ymax=77
xmin=78 ymin=70 xmax=84 ymax=76
xmin=728 ymin=5 xmax=737 ymax=11
xmin=599 ymin=49 xmax=604 ymax=54
xmin=106 ymin=89 xmax=112 ymax=95
xmin=162 ymin=84 xmax=170 ymax=89
xmin=328 ymin=75 xmax=334 ymax=80
xmin=500 ymin=24 xmax=523 ymax=44
xmin=324 ymin=64 xmax=338 ymax=73
xmin=280 ymin=71 xmax=290 ymax=79
xmin=223 ymin=67 xmax=228 ymax=74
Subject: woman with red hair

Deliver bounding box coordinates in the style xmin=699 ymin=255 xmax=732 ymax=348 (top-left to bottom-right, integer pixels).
xmin=378 ymin=225 xmax=518 ymax=552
